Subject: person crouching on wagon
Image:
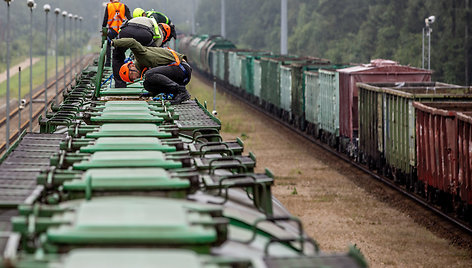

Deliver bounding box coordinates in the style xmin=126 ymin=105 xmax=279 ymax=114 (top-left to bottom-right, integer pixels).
xmin=111 ymin=37 xmax=192 ymax=104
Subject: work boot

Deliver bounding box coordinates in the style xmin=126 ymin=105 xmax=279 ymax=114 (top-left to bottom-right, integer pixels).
xmin=170 ymin=86 xmax=191 ymax=104
xmin=114 ymin=79 xmax=127 ymax=88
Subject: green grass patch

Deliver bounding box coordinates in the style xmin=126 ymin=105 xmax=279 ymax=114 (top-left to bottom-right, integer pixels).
xmin=275 ymin=176 xmax=297 ymax=181
xmin=0 ymin=56 xmax=69 ymax=99
xmin=289 ymin=168 xmax=303 ymax=176
xmin=188 ymin=75 xmax=259 ymax=138
xmin=222 ymin=118 xmax=243 ymax=133
xmin=0 ymin=57 xmax=27 ymax=73
xmin=312 ymin=193 xmax=338 ymax=203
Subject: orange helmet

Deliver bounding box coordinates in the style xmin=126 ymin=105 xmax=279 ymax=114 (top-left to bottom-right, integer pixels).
xmin=159 ymin=23 xmax=171 ymax=42
xmin=119 ymin=62 xmax=134 ymax=83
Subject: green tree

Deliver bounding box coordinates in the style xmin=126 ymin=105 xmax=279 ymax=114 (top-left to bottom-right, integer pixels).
xmin=194 ymin=0 xmax=472 ymax=85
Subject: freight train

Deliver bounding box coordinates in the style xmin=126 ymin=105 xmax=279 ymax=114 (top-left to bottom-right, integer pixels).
xmin=0 ymin=41 xmax=368 ymax=267
xmin=176 ymin=35 xmax=472 ymax=225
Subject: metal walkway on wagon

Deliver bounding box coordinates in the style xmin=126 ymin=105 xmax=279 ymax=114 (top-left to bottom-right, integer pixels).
xmin=0 ymin=133 xmax=66 ymax=207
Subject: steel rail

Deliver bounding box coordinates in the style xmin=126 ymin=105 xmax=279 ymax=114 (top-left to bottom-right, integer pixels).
xmin=0 ymin=55 xmax=94 ymax=154
xmin=196 ymin=70 xmax=472 ymax=235
xmin=0 ymin=57 xmax=90 ymax=128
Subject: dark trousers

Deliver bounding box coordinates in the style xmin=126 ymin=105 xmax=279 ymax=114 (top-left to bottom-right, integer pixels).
xmin=143 ymin=62 xmax=192 ymax=96
xmin=105 ymin=29 xmax=118 ymax=67
xmin=112 ymin=25 xmax=155 ymax=88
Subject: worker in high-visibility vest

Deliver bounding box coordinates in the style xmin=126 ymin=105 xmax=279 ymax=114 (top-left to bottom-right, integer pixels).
xmin=101 ymin=0 xmax=131 ymax=66
xmin=112 ymin=18 xmax=171 ymax=88
xmin=133 ymin=8 xmax=176 ymax=43
xmin=112 ymin=37 xmax=192 ymax=104
xmin=146 ymin=10 xmax=177 ymax=43
xmin=146 ymin=10 xmax=172 ymax=24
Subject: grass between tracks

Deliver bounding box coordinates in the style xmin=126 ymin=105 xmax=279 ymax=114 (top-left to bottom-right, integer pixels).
xmin=0 ymin=57 xmax=27 ymax=73
xmin=187 ymin=74 xmax=251 ymax=138
xmin=187 ymin=73 xmax=472 ymax=267
xmin=0 ymin=38 xmax=104 ymax=100
xmin=0 ymin=56 xmax=68 ymax=99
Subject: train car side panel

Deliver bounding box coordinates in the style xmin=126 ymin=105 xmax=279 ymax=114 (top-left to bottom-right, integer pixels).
xmin=338 ymin=64 xmax=432 ymax=147
xmin=280 ymin=65 xmax=293 ymax=115
xmin=304 ymin=71 xmax=319 ymax=135
xmin=217 ymin=50 xmax=225 ymax=81
xmin=254 ymin=59 xmax=262 ymax=102
xmin=358 ymin=85 xmax=383 ymax=169
xmin=457 ymin=112 xmax=472 ymax=205
xmin=414 ymin=102 xmax=460 ymax=194
xmin=318 ymin=69 xmax=340 ymax=145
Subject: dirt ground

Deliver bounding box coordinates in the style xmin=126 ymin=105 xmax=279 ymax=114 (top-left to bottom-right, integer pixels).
xmin=188 ymin=72 xmax=472 ymax=267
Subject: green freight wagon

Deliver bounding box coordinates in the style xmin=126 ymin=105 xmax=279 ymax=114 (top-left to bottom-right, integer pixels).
xmin=210 ymin=50 xmax=219 ymax=78
xmin=169 ymin=38 xmax=180 ymax=52
xmin=12 ymin=196 xmax=227 ymax=253
xmin=177 ymin=35 xmax=194 ymax=54
xmin=202 ymin=36 xmax=235 ymax=75
xmin=261 ymin=57 xmax=318 ymax=115
xmin=217 ymin=49 xmax=226 ymax=81
xmin=357 ymin=82 xmax=472 ymax=184
xmin=279 ymin=61 xmax=331 ymax=129
xmin=254 ymin=58 xmax=263 ymax=104
xmin=5 ymin=248 xmax=366 ymax=268
xmin=229 ymin=51 xmax=272 ymax=93
xmin=228 ymin=50 xmax=254 ymax=88
xmin=303 ymin=64 xmax=352 ymax=137
xmin=315 ymin=67 xmax=354 ymax=146
xmin=188 ymin=36 xmax=208 ymax=70
xmin=195 ymin=36 xmax=210 ymax=71
xmin=304 ymin=70 xmax=320 ymax=136
xmin=280 ymin=65 xmax=293 ymax=116
xmin=228 ymin=50 xmax=242 ymax=88
xmin=240 ymin=52 xmax=272 ymax=96
xmin=255 ymin=55 xmax=289 ymax=105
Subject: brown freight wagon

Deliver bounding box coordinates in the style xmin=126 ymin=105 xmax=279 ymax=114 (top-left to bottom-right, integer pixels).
xmin=338 ymin=60 xmax=431 ymax=153
xmin=357 ymin=82 xmax=471 ymax=189
xmin=414 ymin=102 xmax=472 ymax=208
xmin=457 ymin=111 xmax=472 ymax=207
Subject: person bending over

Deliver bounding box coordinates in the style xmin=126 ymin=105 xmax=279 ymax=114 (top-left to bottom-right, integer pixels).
xmin=112 ymin=38 xmax=191 ymax=104
xmin=112 ymin=18 xmax=172 ymax=88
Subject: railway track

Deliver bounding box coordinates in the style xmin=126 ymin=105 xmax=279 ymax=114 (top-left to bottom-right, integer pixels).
xmin=197 ymin=70 xmax=472 ymax=236
xmin=0 ymin=55 xmax=95 ymax=155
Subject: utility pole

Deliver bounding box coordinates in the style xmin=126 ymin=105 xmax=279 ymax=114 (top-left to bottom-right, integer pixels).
xmin=69 ymin=13 xmax=73 ymax=83
xmin=422 ymin=16 xmax=435 ymax=70
xmin=5 ymin=0 xmax=12 ymax=148
xmin=44 ymin=4 xmax=51 ymax=116
xmin=221 ymin=0 xmax=226 ymax=38
xmin=55 ymin=8 xmax=61 ymax=104
xmin=79 ymin=17 xmax=83 ymax=70
xmin=191 ymin=0 xmax=196 ymax=34
xmin=27 ymin=0 xmax=36 ymax=131
xmin=281 ymin=0 xmax=288 ymax=55
xmin=74 ymin=15 xmax=78 ymax=74
xmin=62 ymin=11 xmax=67 ymax=93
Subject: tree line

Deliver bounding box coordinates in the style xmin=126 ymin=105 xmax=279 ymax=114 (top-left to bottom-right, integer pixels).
xmin=0 ymin=0 xmax=193 ymax=68
xmin=195 ymin=0 xmax=472 ymax=85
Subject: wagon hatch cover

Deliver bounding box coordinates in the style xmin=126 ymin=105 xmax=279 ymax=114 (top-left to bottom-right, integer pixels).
xmin=46 ymin=197 xmax=222 ymax=245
